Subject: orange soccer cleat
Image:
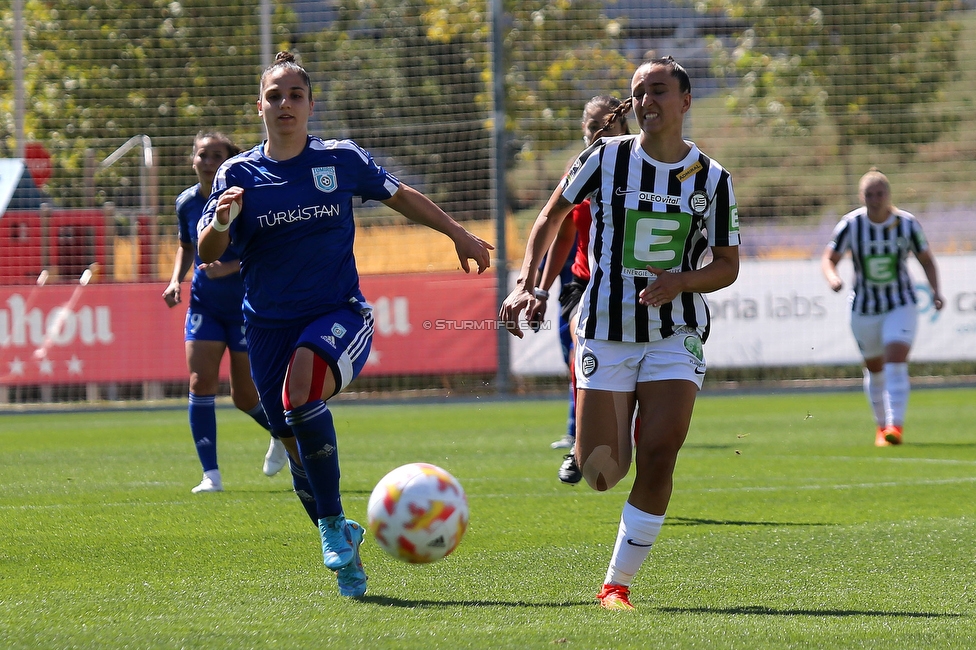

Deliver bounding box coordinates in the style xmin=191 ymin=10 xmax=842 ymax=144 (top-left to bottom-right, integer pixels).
xmin=883 ymin=425 xmax=903 ymax=446
xmin=597 ymin=583 xmax=635 ymax=611
xmin=875 ymin=427 xmax=890 ymax=447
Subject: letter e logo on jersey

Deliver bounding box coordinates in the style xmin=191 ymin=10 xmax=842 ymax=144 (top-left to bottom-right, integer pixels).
xmin=313 ymin=167 xmax=338 ymax=193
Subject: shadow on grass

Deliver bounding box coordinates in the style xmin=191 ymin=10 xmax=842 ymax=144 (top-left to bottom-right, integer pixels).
xmin=668 ymin=516 xmax=836 ymax=527
xmin=358 ymin=595 xmax=594 ymax=608
xmin=681 ymin=443 xmax=739 ymax=450
xmin=656 ymin=605 xmax=964 ymax=618
xmin=899 ymin=442 xmax=976 ymax=449
xmin=352 ymin=598 xmax=963 ymax=618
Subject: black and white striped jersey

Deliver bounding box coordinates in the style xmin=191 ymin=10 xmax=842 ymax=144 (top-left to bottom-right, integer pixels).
xmin=561 ymin=135 xmax=739 ymax=343
xmin=827 ymin=207 xmax=930 ymax=315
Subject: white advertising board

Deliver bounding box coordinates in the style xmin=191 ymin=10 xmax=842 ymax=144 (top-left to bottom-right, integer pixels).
xmin=511 ymin=255 xmax=976 ymax=374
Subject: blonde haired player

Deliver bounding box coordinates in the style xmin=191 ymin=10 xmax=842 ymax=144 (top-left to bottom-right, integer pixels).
xmin=822 ymin=168 xmax=944 ymax=446
xmin=501 ymin=57 xmax=740 ymax=610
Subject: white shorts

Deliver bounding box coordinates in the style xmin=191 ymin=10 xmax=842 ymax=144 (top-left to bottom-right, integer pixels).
xmin=574 ymin=332 xmax=706 ymax=392
xmin=850 ymin=304 xmax=918 ymax=359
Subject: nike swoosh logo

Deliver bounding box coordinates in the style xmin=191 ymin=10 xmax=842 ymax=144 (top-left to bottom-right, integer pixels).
xmin=626 ymin=539 xmax=653 ymax=547
xmin=694 ymin=367 xmax=706 ymax=375
xmin=613 ymin=188 xmax=682 ymax=206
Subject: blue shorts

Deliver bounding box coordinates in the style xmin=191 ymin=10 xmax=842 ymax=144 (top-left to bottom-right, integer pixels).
xmin=246 ymin=303 xmax=374 ymax=432
xmin=184 ymin=304 xmax=248 ymax=352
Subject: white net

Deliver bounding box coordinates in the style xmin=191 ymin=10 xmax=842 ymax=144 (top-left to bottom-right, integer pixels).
xmin=2 ymin=0 xmax=975 ymax=400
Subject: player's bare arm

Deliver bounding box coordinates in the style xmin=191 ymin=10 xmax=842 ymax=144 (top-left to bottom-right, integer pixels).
xmin=499 ymin=188 xmax=574 ymax=338
xmin=821 ymin=248 xmax=844 ymax=292
xmin=915 ymin=249 xmax=945 ymax=310
xmin=199 ymin=259 xmax=242 ymax=280
xmin=639 ymin=245 xmax=739 ymax=308
xmin=382 ymin=184 xmax=493 ymax=274
xmin=163 ymin=240 xmax=195 ymax=307
xmin=528 ymin=217 xmax=579 ymax=327
xmin=539 ymin=215 xmax=578 ymax=294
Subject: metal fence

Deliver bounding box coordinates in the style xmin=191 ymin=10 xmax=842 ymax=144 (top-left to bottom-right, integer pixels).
xmin=2 ymin=0 xmax=975 ymax=400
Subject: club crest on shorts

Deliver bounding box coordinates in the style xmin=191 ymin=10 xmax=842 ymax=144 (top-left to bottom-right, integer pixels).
xmin=580 ymin=352 xmax=598 ymax=377
xmin=331 ymin=323 xmax=347 ymax=338
xmin=313 ymin=166 xmax=338 ymax=193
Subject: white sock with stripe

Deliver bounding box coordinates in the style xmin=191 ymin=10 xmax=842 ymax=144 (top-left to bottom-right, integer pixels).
xmin=884 ymin=362 xmax=910 ymax=427
xmin=604 ymin=501 xmax=664 ymax=587
xmin=863 ymin=368 xmax=886 ymax=427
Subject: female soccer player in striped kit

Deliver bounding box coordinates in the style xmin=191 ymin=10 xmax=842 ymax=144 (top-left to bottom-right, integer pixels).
xmin=822 ymin=168 xmax=944 ymax=446
xmin=501 ymin=57 xmax=740 ymax=610
xmin=197 ymin=52 xmax=492 ymax=598
xmin=536 ymin=95 xmax=631 ymax=485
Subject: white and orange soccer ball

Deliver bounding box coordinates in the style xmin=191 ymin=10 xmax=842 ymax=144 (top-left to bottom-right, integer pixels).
xmin=366 ymin=462 xmax=469 ymax=564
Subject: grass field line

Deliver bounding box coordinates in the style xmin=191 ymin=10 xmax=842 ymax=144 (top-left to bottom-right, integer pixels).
xmin=763 ymin=454 xmax=976 ymax=467
xmin=757 ymin=454 xmax=976 ymax=466
xmin=476 ymin=474 xmax=976 ymax=498
xmin=3 ymin=474 xmax=975 ymax=512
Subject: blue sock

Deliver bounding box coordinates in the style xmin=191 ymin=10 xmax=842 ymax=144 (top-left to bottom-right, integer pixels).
xmin=288 ymin=456 xmax=319 ymax=525
xmin=245 ymin=403 xmax=272 ymax=431
xmin=188 ymin=393 xmax=218 ymax=472
xmin=285 ymin=400 xmax=342 ymax=519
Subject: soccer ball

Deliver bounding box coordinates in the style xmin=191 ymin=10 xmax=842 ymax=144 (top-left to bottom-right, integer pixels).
xmin=366 ymin=462 xmax=469 ymax=564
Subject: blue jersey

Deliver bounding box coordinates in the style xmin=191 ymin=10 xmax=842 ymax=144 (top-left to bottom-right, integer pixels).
xmin=176 ymin=184 xmax=246 ymax=317
xmin=202 ymin=136 xmax=400 ymax=328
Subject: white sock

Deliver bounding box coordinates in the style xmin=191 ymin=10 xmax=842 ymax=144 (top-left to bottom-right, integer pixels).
xmin=604 ymin=502 xmax=665 ymax=587
xmin=203 ymin=469 xmax=222 ymax=484
xmin=884 ymin=362 xmax=910 ymax=427
xmin=863 ymin=368 xmax=886 ymax=427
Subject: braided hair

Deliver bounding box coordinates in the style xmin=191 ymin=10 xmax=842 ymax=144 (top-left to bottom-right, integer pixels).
xmin=583 ymin=95 xmax=632 ymax=145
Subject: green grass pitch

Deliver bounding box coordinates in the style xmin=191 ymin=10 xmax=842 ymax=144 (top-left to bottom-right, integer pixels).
xmin=1 ymin=388 xmax=974 ymax=649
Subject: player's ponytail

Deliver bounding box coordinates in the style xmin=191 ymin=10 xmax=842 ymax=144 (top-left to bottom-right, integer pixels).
xmin=583 ymin=95 xmax=632 ymax=145
xmin=593 ymin=98 xmax=633 ymax=141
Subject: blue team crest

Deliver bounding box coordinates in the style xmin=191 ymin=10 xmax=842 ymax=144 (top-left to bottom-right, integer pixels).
xmin=313 ymin=166 xmax=338 ymax=193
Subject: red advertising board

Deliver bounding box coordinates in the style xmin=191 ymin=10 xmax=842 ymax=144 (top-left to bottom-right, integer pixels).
xmin=359 ymin=272 xmax=497 ymax=376
xmin=0 ymin=272 xmax=498 ymax=386
xmin=0 ymin=283 xmax=188 ymax=384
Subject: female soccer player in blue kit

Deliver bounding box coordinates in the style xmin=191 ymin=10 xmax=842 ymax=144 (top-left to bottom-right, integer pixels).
xmin=197 ymin=51 xmax=492 ymax=598
xmin=163 ymin=132 xmax=286 ymax=494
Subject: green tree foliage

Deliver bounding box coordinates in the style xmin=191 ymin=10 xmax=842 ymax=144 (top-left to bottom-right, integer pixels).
xmin=706 ymin=0 xmax=961 ymax=163
xmin=304 ymin=0 xmax=632 ymax=219
xmin=2 ymin=0 xmax=632 ymax=219
xmin=0 ymin=0 xmax=295 ymax=211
